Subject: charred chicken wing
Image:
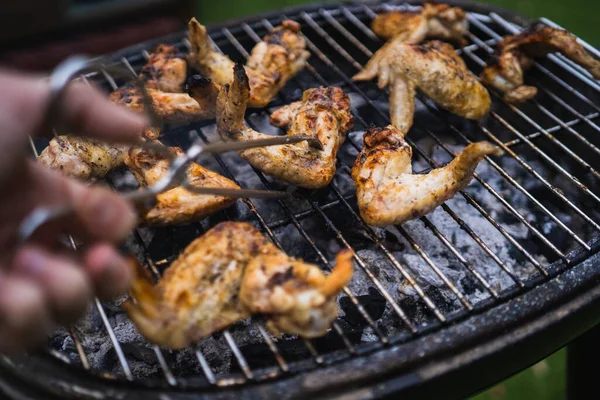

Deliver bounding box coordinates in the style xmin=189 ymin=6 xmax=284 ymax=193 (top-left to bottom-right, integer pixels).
xmin=480 ymin=25 xmax=600 ymax=103
xmin=372 ymin=2 xmax=468 ymax=46
xmin=188 ymin=18 xmax=310 ymax=107
xmin=353 ymin=40 xmax=490 ymax=133
xmin=352 ymin=125 xmax=503 ymax=226
xmin=124 ymin=222 xmax=353 ymax=349
xmin=216 ymin=65 xmax=352 ymax=189
xmin=124 ymin=144 xmax=239 ymax=226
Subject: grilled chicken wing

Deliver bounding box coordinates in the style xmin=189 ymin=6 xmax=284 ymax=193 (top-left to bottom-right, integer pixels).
xmin=188 ymin=18 xmax=310 ymax=107
xmin=353 ymin=40 xmax=490 ymax=133
xmin=352 ymin=125 xmax=502 ymax=226
xmin=37 ymin=136 xmax=127 ymax=180
xmin=372 ymin=2 xmax=468 ymax=46
xmin=124 ymin=144 xmax=239 ymax=226
xmin=124 ymin=222 xmax=353 ymax=349
xmin=139 ymin=44 xmax=187 ymax=92
xmin=39 ymin=45 xmax=219 ymax=180
xmin=480 ymin=25 xmax=600 ymax=103
xmin=216 ymin=64 xmax=352 ymax=189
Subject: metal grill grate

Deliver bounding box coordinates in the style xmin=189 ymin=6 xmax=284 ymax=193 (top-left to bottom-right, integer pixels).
xmin=34 ymin=1 xmax=600 ymax=389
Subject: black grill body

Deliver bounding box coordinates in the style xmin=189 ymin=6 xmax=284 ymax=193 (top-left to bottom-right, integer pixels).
xmin=2 ymin=1 xmax=600 ymax=399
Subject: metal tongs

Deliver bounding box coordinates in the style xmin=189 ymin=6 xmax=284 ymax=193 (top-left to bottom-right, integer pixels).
xmin=19 ymin=55 xmax=319 ymax=242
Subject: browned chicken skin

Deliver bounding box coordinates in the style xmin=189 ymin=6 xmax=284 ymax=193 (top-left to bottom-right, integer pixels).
xmin=124 ymin=222 xmax=353 ymax=349
xmin=140 ymin=44 xmax=188 ymax=93
xmin=188 ymin=18 xmax=310 ymax=107
xmin=216 ymin=64 xmax=353 ymax=189
xmin=480 ymin=25 xmax=600 ymax=103
xmin=39 ymin=45 xmax=219 ymax=180
xmin=353 ymin=40 xmax=490 ymax=134
xmin=372 ymin=2 xmax=468 ymax=46
xmin=124 ymin=144 xmax=239 ymax=226
xmin=352 ymin=126 xmax=503 ymax=226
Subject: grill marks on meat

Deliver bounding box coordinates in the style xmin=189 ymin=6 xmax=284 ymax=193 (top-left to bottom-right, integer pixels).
xmin=188 ymin=18 xmax=310 ymax=107
xmin=38 ymin=44 xmax=219 ymax=179
xmin=353 ymin=40 xmax=490 ymax=134
xmin=217 ymin=64 xmax=353 ymax=189
xmin=351 ymin=125 xmax=503 ymax=226
xmin=124 ymin=144 xmax=239 ymax=226
xmin=124 ymin=222 xmax=353 ymax=349
xmin=480 ymin=25 xmax=600 ymax=103
xmin=372 ymin=2 xmax=468 ymax=46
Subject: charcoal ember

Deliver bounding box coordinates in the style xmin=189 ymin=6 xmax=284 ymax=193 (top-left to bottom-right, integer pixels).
xmin=340 ymin=287 xmax=386 ymax=327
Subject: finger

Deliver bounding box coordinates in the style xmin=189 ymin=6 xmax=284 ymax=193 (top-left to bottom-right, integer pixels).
xmin=0 ymin=69 xmax=147 ymax=142
xmin=83 ymin=244 xmax=132 ymax=300
xmin=26 ymin=161 xmax=137 ymax=243
xmin=59 ymin=81 xmax=148 ymax=142
xmin=0 ymin=274 xmax=52 ymax=354
xmin=12 ymin=247 xmax=92 ymax=325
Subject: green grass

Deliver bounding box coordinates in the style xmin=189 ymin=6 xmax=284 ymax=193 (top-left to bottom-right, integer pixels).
xmin=472 ymin=349 xmax=566 ymax=400
xmin=195 ymin=0 xmax=599 ymax=46
xmin=191 ymin=1 xmax=589 ymax=398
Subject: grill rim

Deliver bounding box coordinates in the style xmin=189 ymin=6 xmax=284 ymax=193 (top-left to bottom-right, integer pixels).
xmin=2 ymin=1 xmax=600 ymax=398
xmin=2 ymin=238 xmax=600 ymax=400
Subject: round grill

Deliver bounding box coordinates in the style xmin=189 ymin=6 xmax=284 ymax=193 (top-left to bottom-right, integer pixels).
xmin=2 ymin=1 xmax=600 ymax=399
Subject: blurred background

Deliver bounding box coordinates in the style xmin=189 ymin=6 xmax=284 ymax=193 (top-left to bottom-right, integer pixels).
xmin=1 ymin=0 xmax=595 ymax=399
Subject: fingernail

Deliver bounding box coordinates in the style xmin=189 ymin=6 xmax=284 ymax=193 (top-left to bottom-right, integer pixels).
xmin=18 ymin=248 xmax=47 ymax=277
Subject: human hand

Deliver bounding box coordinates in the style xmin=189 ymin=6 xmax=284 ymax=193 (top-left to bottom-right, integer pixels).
xmin=0 ymin=69 xmax=147 ymax=353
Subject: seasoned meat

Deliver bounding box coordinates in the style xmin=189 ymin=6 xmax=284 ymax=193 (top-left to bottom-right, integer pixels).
xmin=124 ymin=222 xmax=353 ymax=349
xmin=353 ymin=40 xmax=490 ymax=134
xmin=37 ymin=136 xmax=127 ymax=180
xmin=188 ymin=18 xmax=310 ymax=107
xmin=351 ymin=125 xmax=503 ymax=226
xmin=480 ymin=25 xmax=600 ymax=103
xmin=140 ymin=44 xmax=188 ymax=93
xmin=124 ymin=144 xmax=239 ymax=226
xmin=217 ymin=64 xmax=353 ymax=189
xmin=372 ymin=2 xmax=468 ymax=46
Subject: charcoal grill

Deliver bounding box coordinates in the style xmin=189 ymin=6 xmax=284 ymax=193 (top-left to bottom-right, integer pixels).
xmin=2 ymin=1 xmax=600 ymax=399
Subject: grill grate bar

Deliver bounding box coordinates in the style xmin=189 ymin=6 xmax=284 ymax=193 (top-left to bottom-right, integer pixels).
xmin=68 ymin=327 xmax=90 ymax=370
xmin=153 ymin=346 xmax=177 ymax=386
xmin=222 ymin=24 xmax=391 ymax=342
xmin=257 ymin=325 xmax=290 ymax=371
xmin=195 ymin=347 xmax=217 ymax=384
xmin=223 ymin=331 xmax=254 ymax=379
xmin=313 ymin=7 xmax=538 ymax=280
xmin=504 ymin=112 xmax=600 ymax=148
